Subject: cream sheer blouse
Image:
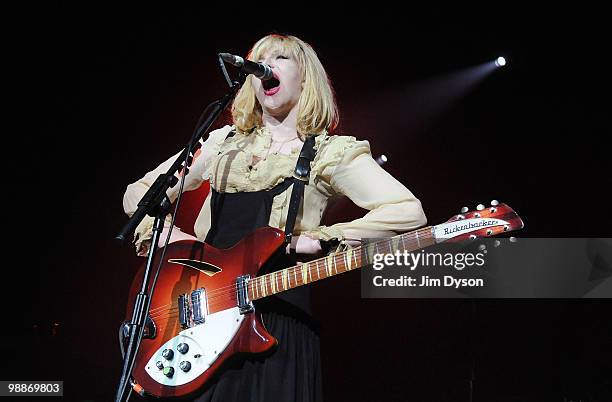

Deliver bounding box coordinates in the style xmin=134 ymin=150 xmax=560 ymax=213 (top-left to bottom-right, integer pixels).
xmin=123 ymin=125 xmax=427 ymax=253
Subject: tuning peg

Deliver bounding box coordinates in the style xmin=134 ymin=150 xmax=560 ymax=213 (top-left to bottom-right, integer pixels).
xmin=461 ymin=207 xmax=469 ymax=213
xmin=491 ymin=200 xmax=499 ymax=206
xmin=476 ymin=204 xmax=485 ymax=211
xmin=493 ymin=240 xmax=501 ymax=247
xmin=509 ymin=237 xmax=517 ymax=243
xmin=478 ymin=244 xmax=487 ymax=251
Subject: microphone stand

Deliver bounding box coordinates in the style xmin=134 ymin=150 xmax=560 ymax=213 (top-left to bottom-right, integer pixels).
xmin=114 ymin=69 xmax=246 ymax=402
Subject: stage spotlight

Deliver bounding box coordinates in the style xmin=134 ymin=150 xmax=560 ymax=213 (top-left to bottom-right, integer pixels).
xmin=495 ymin=57 xmax=506 ymax=67
xmin=376 ymin=154 xmax=388 ymax=165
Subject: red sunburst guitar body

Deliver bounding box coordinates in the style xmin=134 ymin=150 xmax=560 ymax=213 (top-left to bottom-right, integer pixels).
xmin=124 ymin=226 xmax=286 ymax=399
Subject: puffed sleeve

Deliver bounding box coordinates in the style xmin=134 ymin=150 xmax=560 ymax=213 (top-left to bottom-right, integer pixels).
xmin=304 ymin=135 xmax=427 ymax=243
xmin=122 ymin=125 xmax=232 ymax=253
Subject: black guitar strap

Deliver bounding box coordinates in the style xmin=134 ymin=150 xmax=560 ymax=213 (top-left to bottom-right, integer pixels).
xmin=284 ymin=135 xmax=316 ymax=250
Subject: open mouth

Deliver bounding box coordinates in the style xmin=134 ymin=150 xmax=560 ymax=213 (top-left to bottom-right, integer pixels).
xmin=262 ymin=77 xmax=280 ymax=90
xmin=262 ymin=75 xmax=280 ymax=95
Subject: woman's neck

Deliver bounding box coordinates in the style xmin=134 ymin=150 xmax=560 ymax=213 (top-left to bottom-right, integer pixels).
xmin=262 ymin=105 xmax=300 ymax=141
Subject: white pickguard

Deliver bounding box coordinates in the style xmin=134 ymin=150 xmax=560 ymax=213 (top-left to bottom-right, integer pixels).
xmin=145 ymin=307 xmax=244 ymax=386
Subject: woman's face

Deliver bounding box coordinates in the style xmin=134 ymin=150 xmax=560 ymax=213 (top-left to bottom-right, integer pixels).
xmin=252 ymin=47 xmax=303 ymax=120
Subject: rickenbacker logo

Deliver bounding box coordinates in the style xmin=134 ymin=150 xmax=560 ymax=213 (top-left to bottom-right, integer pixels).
xmin=444 ymin=219 xmax=498 ymax=235
xmin=434 ymin=218 xmax=509 ymax=240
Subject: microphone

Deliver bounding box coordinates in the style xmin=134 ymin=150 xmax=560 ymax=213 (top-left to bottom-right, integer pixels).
xmin=219 ymin=53 xmax=274 ymax=80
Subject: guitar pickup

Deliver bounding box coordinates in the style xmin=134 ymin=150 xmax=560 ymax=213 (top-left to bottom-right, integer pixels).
xmin=177 ymin=288 xmax=208 ymax=328
xmin=190 ymin=288 xmax=207 ymax=325
xmin=236 ymin=275 xmax=253 ymax=314
xmin=178 ymin=294 xmax=191 ymax=329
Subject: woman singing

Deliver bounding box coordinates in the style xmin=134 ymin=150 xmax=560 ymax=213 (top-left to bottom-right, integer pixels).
xmin=123 ymin=33 xmax=427 ymax=402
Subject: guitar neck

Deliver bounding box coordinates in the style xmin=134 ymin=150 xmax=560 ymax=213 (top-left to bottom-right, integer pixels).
xmin=248 ymin=226 xmax=436 ymax=301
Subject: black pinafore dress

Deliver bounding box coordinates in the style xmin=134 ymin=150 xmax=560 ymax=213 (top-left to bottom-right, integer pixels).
xmin=189 ymin=135 xmax=323 ymax=402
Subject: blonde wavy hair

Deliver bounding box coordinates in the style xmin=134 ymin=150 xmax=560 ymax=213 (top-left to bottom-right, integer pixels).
xmin=231 ymin=34 xmax=339 ymax=136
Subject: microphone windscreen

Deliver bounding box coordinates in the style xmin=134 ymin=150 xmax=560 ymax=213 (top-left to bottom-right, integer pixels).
xmin=219 ymin=53 xmax=243 ymax=66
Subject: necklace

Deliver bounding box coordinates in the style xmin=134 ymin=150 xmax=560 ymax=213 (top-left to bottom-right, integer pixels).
xmin=266 ymin=135 xmax=301 ymax=158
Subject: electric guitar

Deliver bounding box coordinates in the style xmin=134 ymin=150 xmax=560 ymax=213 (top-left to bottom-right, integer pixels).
xmin=122 ymin=200 xmax=523 ymax=398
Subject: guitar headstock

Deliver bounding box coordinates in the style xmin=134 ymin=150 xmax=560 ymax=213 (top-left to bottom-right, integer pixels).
xmin=433 ymin=200 xmax=524 ymax=243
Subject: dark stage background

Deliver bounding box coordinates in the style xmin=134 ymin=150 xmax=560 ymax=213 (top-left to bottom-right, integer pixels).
xmin=7 ymin=5 xmax=611 ymax=402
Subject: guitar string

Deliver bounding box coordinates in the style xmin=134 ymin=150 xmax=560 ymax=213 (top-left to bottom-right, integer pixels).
xmin=148 ymin=226 xmax=432 ymax=310
xmin=148 ymin=227 xmax=490 ymax=322
xmin=146 ymin=228 xmax=430 ymax=314
xmin=147 ymin=231 xmax=434 ymax=320
xmin=146 ymin=230 xmax=433 ymax=319
xmin=146 ymin=211 xmax=509 ymax=315
xmin=147 ymin=228 xmax=435 ymax=318
xmin=157 ymin=219 xmax=510 ymax=319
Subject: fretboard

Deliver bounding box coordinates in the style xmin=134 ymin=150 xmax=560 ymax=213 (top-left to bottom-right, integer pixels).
xmin=248 ymin=226 xmax=436 ymax=301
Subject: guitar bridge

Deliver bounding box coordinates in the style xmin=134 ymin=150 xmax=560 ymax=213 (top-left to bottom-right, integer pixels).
xmin=236 ymin=275 xmax=253 ymax=314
